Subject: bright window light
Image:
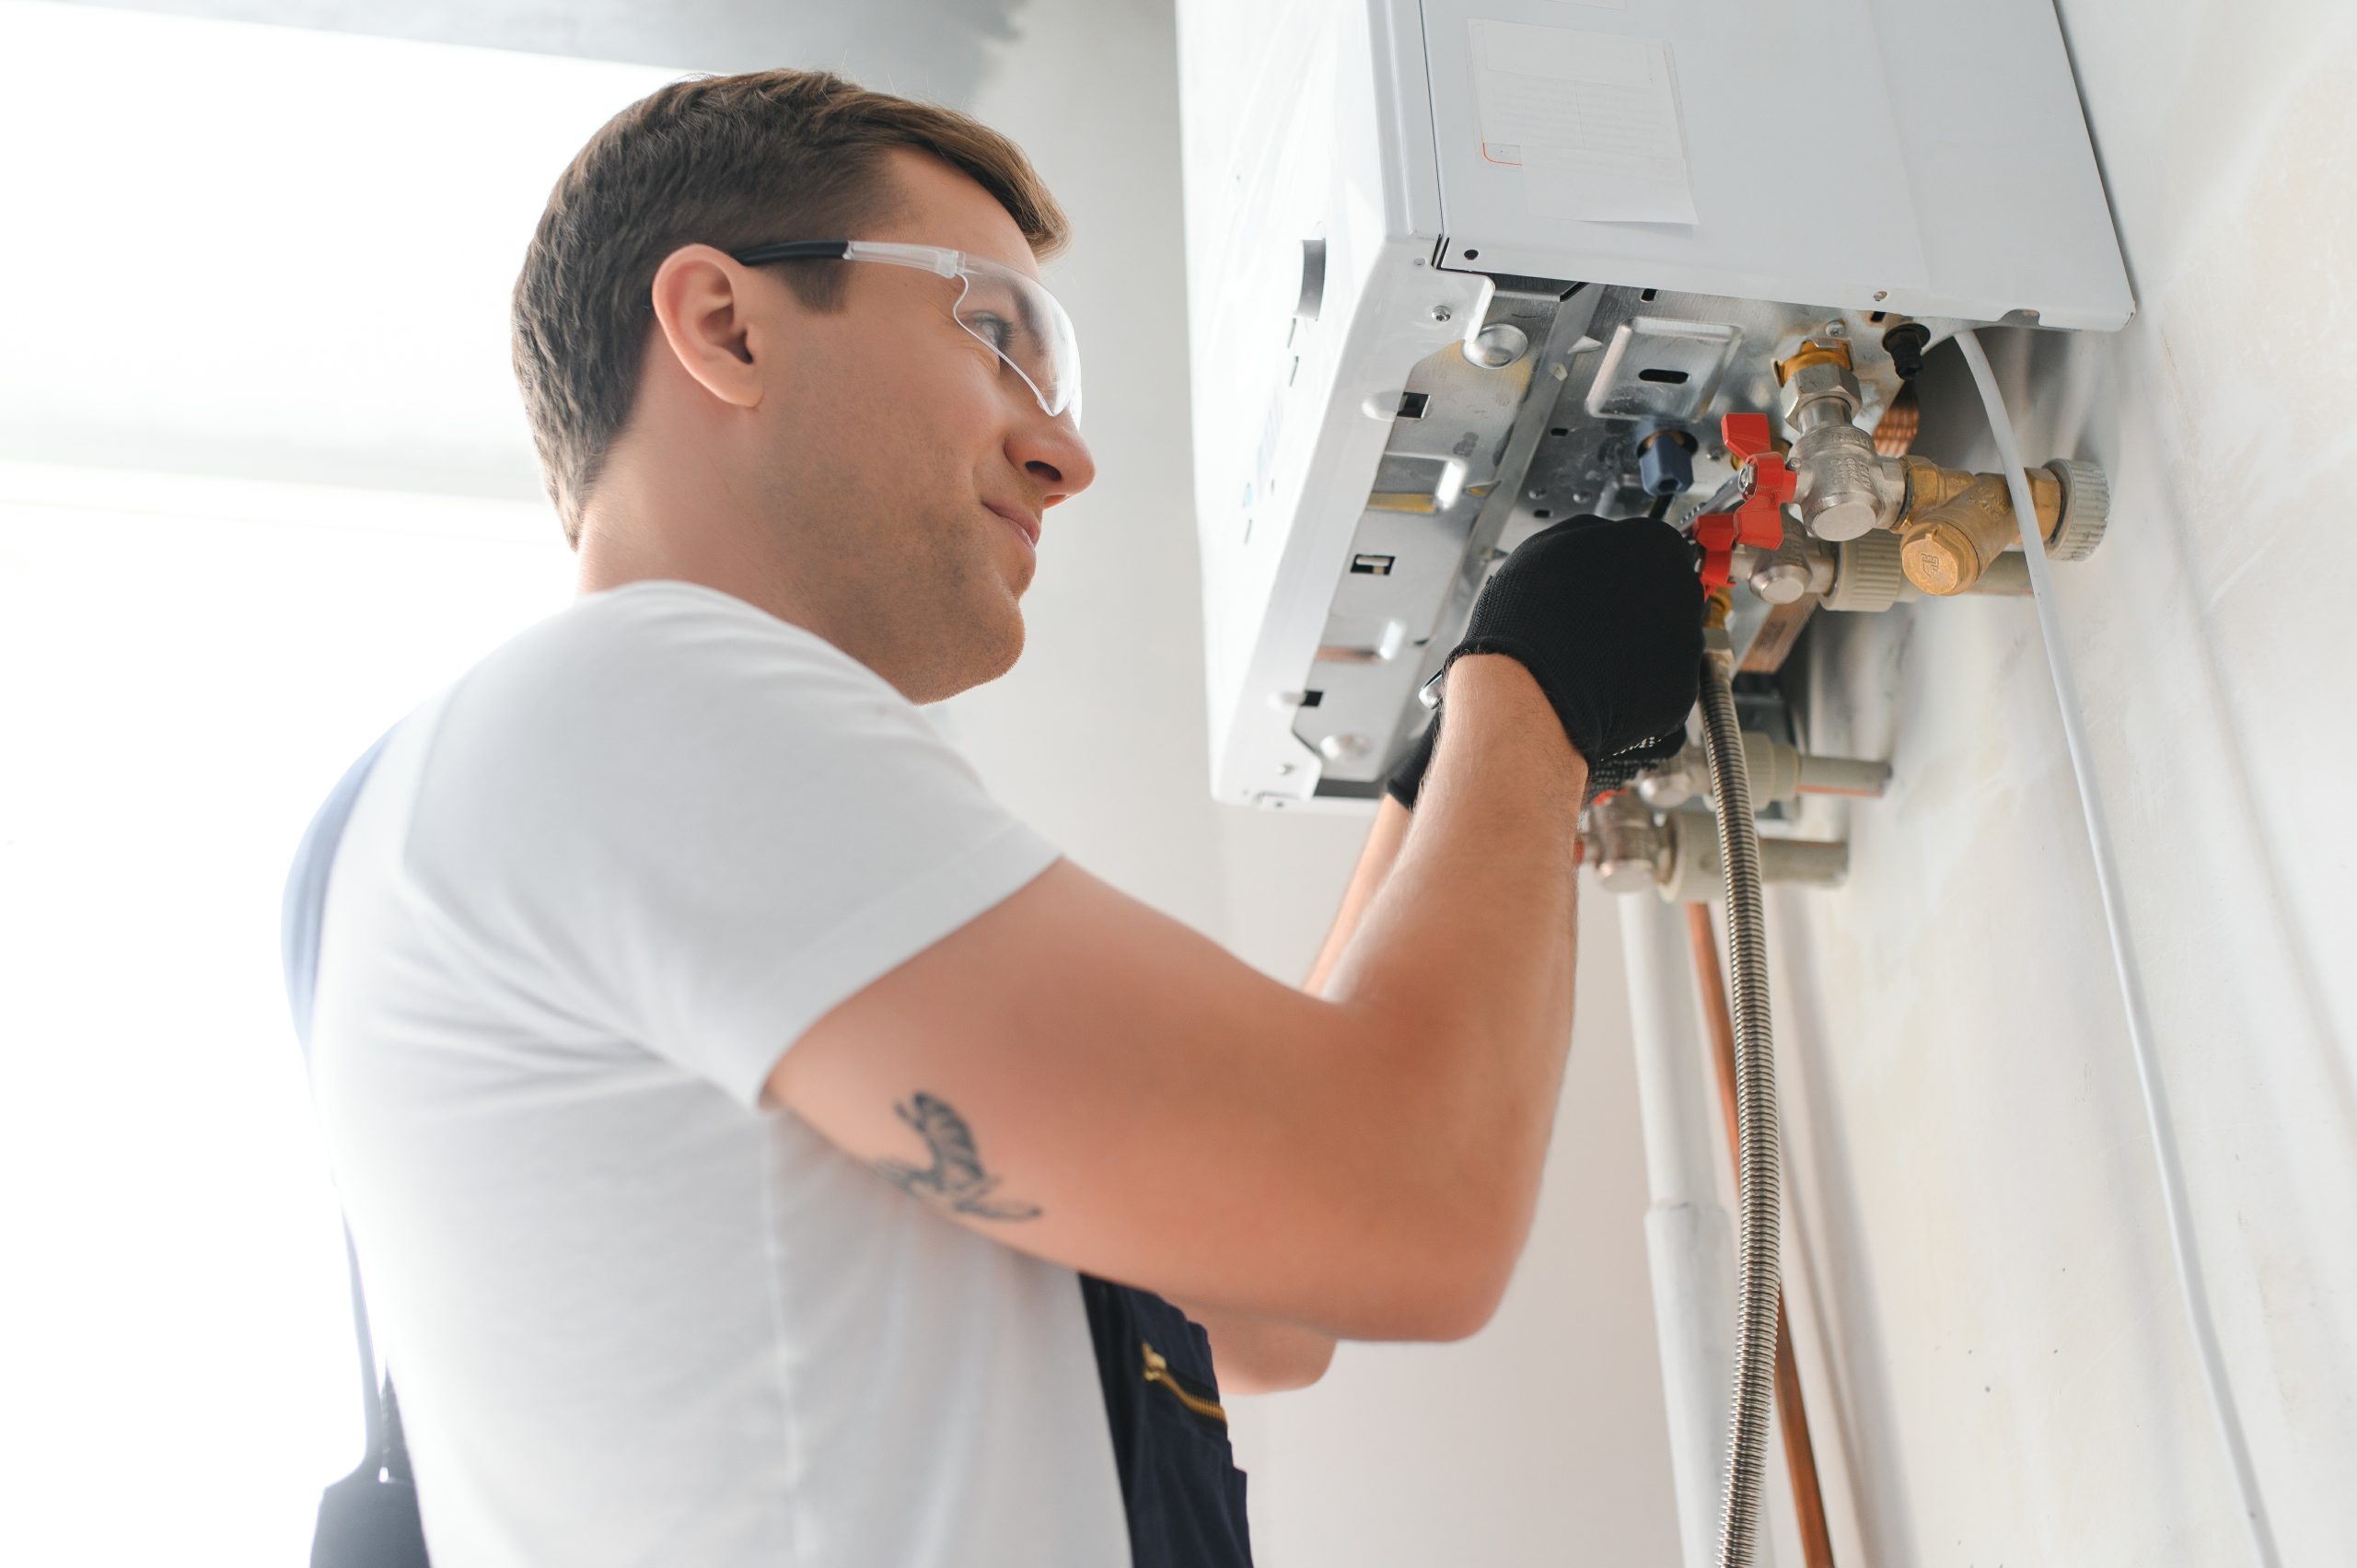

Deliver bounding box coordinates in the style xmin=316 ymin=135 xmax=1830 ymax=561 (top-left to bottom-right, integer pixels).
xmin=0 ymin=4 xmax=688 ymax=1560
xmin=0 ymin=0 xmax=683 ymax=494
xmin=0 ymin=462 xmax=576 ymax=1562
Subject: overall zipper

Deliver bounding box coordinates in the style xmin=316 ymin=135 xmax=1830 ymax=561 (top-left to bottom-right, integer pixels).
xmin=1141 ymin=1341 xmax=1227 ymax=1425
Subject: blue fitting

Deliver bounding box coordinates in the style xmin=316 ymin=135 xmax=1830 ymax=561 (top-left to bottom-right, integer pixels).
xmin=1635 ymin=420 xmax=1695 ymax=497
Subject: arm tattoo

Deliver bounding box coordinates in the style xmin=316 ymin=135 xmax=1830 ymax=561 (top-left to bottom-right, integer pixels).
xmin=872 ymin=1091 xmax=1042 ymax=1222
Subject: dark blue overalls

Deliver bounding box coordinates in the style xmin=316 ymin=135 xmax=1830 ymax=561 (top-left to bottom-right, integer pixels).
xmin=285 ymin=739 xmax=1255 ymax=1568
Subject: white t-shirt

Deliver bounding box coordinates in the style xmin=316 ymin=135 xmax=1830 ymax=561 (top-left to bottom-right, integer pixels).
xmin=308 ymin=580 xmax=1132 ymax=1568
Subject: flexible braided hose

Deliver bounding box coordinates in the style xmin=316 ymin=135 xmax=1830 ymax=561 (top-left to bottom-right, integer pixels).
xmin=1699 ymin=652 xmax=1782 ymax=1568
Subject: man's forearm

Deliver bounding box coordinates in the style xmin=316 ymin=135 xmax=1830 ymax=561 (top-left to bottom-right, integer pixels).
xmin=1312 ymin=656 xmax=1586 ymax=1316
xmin=1320 ymin=656 xmax=1585 ymax=1048
xmin=1225 ymin=674 xmax=1574 ymax=1367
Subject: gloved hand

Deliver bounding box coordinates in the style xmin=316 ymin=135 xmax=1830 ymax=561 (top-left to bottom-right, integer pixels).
xmin=1439 ymin=514 xmax=1702 ymax=796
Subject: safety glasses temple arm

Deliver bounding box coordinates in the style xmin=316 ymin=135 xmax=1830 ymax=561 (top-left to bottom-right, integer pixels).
xmin=730 ymin=239 xmax=965 ymax=278
xmin=728 ymin=240 xmax=853 ymax=267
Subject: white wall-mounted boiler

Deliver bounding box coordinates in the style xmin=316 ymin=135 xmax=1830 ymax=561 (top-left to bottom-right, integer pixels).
xmin=1177 ymin=0 xmax=2131 ymax=809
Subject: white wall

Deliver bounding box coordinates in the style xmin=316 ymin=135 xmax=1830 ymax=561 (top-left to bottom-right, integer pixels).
xmin=1768 ymin=2 xmax=2357 ymax=1562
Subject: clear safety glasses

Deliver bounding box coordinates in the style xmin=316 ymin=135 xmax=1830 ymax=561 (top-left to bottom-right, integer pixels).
xmin=731 ymin=239 xmax=1083 ymax=423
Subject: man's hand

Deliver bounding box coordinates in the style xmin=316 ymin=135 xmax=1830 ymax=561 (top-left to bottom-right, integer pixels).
xmin=1441 ymin=514 xmax=1702 ymax=795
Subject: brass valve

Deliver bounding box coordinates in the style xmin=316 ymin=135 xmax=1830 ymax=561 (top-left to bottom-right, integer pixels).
xmin=1899 ymin=467 xmax=2061 ymax=594
xmin=1892 ymin=458 xmax=2107 ymax=594
xmin=1773 ymin=337 xmax=1854 ymax=383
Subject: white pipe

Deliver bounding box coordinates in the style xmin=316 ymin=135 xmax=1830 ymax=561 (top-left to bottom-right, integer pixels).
xmin=1619 ymin=897 xmax=1756 ymax=1568
xmin=1953 ymin=328 xmax=2280 ymax=1568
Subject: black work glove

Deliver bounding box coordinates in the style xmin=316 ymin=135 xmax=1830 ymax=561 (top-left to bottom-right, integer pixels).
xmin=1439 ymin=514 xmax=1702 ymax=796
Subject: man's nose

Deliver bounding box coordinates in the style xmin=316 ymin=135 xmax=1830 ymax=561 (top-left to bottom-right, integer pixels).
xmin=1011 ymin=412 xmax=1097 ymax=507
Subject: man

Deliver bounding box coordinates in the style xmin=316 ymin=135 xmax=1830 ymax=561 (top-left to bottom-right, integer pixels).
xmin=301 ymin=67 xmax=1699 ymax=1568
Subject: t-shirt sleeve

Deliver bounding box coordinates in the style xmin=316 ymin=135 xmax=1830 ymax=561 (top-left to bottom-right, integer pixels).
xmin=401 ymin=586 xmax=1061 ymax=1108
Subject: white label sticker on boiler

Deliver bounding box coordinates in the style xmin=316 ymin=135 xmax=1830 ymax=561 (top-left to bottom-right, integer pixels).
xmin=1466 ymin=18 xmax=1696 ymax=226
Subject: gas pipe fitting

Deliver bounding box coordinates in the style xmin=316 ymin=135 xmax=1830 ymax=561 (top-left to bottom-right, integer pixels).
xmin=1894 ymin=457 xmax=2109 ymax=594
xmin=1777 ymin=338 xmax=1902 ymax=542
xmin=1581 ymin=796 xmax=1851 ymax=901
xmin=1636 ymin=734 xmax=1892 ymax=811
xmin=1694 ymin=415 xmax=1794 ymax=590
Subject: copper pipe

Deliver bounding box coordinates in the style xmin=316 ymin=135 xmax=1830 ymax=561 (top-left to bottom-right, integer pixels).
xmin=1685 ymin=902 xmax=1838 ymax=1568
xmin=1871 ymin=381 xmax=1920 ymax=458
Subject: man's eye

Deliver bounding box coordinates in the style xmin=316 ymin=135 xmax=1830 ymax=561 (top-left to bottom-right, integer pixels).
xmin=966 ymin=310 xmax=1016 ymax=354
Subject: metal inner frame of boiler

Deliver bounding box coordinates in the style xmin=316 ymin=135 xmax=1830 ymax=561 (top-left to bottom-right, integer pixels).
xmin=1293 ymin=250 xmax=1933 ymax=798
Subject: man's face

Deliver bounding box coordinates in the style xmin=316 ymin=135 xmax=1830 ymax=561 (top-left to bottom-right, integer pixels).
xmin=737 ymin=150 xmax=1096 ymax=703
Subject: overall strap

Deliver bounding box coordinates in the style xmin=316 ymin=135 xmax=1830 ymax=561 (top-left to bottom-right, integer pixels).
xmin=282 ymin=732 xmax=392 ymax=1058
xmin=283 ymin=733 xmax=429 ymax=1567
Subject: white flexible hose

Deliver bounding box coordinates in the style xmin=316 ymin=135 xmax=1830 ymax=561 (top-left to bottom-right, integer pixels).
xmin=1953 ymin=328 xmax=2280 ymax=1568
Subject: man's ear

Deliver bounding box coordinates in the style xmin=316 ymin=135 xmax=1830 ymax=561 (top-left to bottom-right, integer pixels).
xmin=647 ymin=244 xmax=772 ymax=410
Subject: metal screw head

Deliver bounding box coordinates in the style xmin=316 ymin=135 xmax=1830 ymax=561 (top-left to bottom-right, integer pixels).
xmin=1430 ymin=306 xmax=1453 ymax=323
xmin=1317 ymin=733 xmax=1374 ymax=763
xmin=1463 ymin=322 xmax=1529 ymax=368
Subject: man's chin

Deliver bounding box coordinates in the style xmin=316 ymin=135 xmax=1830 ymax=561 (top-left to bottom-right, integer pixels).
xmin=912 ymin=604 xmax=1023 ymax=703
xmin=975 ymin=602 xmax=1025 ymax=683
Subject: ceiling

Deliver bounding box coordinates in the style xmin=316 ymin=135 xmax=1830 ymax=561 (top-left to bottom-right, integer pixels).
xmin=62 ymin=0 xmax=1031 ymax=93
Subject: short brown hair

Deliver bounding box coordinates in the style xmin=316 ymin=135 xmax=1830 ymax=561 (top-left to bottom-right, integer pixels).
xmin=511 ymin=69 xmax=1068 ymax=543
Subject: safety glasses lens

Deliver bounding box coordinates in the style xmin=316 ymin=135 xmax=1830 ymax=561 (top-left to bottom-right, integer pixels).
xmin=952 ymin=263 xmax=1081 ymax=422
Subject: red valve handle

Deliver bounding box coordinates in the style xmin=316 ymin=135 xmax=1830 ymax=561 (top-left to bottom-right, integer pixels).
xmin=1721 ymin=411 xmax=1777 ymax=465
xmin=1693 ymin=412 xmax=1793 ymax=588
